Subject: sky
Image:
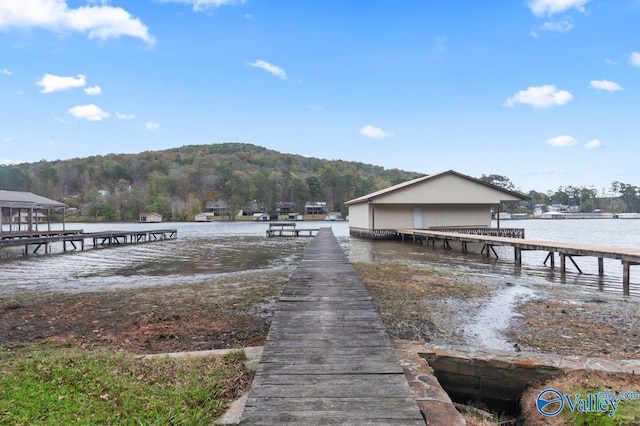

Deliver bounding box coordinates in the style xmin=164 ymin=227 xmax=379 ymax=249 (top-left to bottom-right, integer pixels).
xmin=1 ymin=0 xmax=640 ymax=194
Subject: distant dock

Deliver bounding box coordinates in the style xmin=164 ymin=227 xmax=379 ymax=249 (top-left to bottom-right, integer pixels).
xmin=266 ymin=223 xmax=320 ymax=238
xmin=0 ymin=229 xmax=177 ymax=256
xmin=397 ymin=228 xmax=640 ymax=295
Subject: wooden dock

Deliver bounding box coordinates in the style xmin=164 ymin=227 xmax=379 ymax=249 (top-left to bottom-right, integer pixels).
xmin=266 ymin=222 xmax=320 ymax=238
xmin=0 ymin=229 xmax=177 ymax=255
xmin=397 ymin=228 xmax=640 ymax=294
xmin=241 ymin=228 xmax=424 ymax=425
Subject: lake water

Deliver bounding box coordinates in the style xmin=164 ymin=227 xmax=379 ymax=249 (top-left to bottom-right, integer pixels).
xmin=1 ymin=219 xmax=639 ymax=297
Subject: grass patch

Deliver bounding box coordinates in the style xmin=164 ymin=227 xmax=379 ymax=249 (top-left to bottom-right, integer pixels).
xmin=521 ymin=370 xmax=640 ymax=426
xmin=0 ymin=344 xmax=252 ymax=425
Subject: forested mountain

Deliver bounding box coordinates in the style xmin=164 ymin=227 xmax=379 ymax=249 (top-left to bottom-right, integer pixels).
xmin=0 ymin=143 xmax=423 ymax=221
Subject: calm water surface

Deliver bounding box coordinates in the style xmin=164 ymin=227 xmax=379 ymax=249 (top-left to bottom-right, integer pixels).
xmin=1 ymin=219 xmax=639 ymax=297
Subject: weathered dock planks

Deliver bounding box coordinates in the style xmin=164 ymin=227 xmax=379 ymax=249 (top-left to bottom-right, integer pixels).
xmin=241 ymin=227 xmax=425 ymax=425
xmin=397 ymin=228 xmax=640 ymax=294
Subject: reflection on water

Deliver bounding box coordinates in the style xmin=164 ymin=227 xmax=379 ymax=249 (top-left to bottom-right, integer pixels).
xmin=1 ymin=219 xmax=639 ymax=297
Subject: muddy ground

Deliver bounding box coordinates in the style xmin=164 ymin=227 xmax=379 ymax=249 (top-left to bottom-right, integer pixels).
xmin=1 ymin=261 xmax=638 ymax=361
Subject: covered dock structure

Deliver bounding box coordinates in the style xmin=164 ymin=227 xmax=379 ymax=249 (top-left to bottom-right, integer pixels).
xmin=0 ymin=190 xmax=68 ymax=236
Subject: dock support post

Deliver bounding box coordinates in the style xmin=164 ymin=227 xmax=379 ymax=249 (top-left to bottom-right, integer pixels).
xmin=598 ymin=258 xmax=604 ymax=276
xmin=560 ymin=254 xmax=566 ymax=275
xmin=623 ymin=262 xmax=630 ymax=295
xmin=514 ymin=247 xmax=522 ymax=266
xmin=544 ymin=251 xmax=555 ymax=268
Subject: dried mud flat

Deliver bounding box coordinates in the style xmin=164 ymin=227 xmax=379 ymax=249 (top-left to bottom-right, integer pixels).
xmin=354 ymin=261 xmax=640 ymax=360
xmin=0 ymin=270 xmax=289 ymax=353
xmin=1 ymin=260 xmax=638 ymax=361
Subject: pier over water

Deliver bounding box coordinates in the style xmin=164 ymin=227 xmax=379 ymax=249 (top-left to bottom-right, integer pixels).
xmin=397 ymin=228 xmax=640 ymax=295
xmin=241 ymin=228 xmax=424 ymax=425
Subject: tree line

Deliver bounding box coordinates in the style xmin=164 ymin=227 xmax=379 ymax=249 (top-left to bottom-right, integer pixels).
xmin=0 ymin=143 xmax=420 ymax=221
xmin=479 ymin=174 xmax=640 ymax=213
xmin=2 ymin=145 xmax=638 ymax=222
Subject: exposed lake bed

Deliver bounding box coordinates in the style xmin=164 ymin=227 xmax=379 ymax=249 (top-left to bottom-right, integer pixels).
xmin=1 ymin=220 xmax=639 ymax=359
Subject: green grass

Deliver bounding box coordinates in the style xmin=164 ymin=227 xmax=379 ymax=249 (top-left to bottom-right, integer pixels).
xmin=562 ymin=386 xmax=640 ymax=426
xmin=0 ymin=344 xmax=252 ymax=425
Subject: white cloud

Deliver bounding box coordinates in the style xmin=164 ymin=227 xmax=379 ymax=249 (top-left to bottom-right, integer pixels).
xmin=504 ymin=85 xmax=573 ymax=108
xmin=116 ymin=112 xmax=134 ymax=120
xmin=160 ymin=0 xmax=245 ymax=12
xmin=53 ymin=114 xmax=70 ymax=124
xmin=145 ymin=121 xmax=160 ymax=130
xmin=84 ymin=85 xmax=102 ymax=95
xmin=0 ymin=0 xmax=153 ymax=44
xmin=359 ymin=125 xmax=393 ymax=139
xmin=629 ymin=52 xmax=640 ymax=67
xmin=37 ymin=73 xmax=86 ymax=93
xmin=532 ymin=18 xmax=574 ymax=36
xmin=68 ymin=104 xmax=110 ymax=121
xmin=528 ymin=0 xmax=591 ymax=17
xmin=1 ymin=67 xmax=11 ymax=75
xmin=547 ymin=135 xmax=578 ymax=147
xmin=589 ymin=80 xmax=622 ymax=92
xmin=3 ymin=136 xmax=11 ymax=143
xmin=248 ymin=60 xmax=287 ymax=80
xmin=585 ymin=139 xmax=601 ymax=149
xmin=0 ymin=158 xmax=19 ymax=165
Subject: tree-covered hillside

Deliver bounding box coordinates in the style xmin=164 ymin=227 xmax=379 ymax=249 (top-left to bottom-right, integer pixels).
xmin=0 ymin=143 xmax=423 ymax=221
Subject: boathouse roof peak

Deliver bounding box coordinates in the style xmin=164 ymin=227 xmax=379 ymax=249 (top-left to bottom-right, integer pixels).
xmin=345 ymin=170 xmax=528 ymax=206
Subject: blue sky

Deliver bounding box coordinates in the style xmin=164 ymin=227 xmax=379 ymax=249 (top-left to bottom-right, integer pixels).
xmin=1 ymin=0 xmax=640 ymax=194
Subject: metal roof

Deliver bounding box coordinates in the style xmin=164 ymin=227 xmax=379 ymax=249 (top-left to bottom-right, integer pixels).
xmin=0 ymin=190 xmax=66 ymax=209
xmin=344 ymin=170 xmax=529 ymax=206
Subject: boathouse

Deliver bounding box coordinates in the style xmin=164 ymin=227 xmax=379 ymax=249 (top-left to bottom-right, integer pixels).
xmin=344 ymin=170 xmax=528 ymax=239
xmin=139 ymin=212 xmax=162 ymax=223
xmin=0 ymin=190 xmax=67 ymax=235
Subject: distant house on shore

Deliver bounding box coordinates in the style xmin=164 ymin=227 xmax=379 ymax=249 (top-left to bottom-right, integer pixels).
xmin=276 ymin=202 xmax=296 ymax=215
xmin=140 ymin=212 xmax=162 ymax=223
xmin=345 ymin=170 xmax=528 ymax=239
xmin=253 ymin=212 xmax=270 ymax=221
xmin=195 ymin=212 xmax=216 ymax=222
xmin=12 ymin=211 xmax=48 ymax=224
xmin=325 ymin=212 xmax=342 ymax=221
xmin=205 ymin=200 xmax=229 ymax=217
xmin=305 ymin=201 xmax=328 ymax=215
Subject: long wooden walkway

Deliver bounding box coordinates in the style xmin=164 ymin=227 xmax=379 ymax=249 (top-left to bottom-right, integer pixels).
xmin=0 ymin=229 xmax=177 ymax=255
xmin=397 ymin=228 xmax=640 ymax=294
xmin=241 ymin=228 xmax=424 ymax=425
